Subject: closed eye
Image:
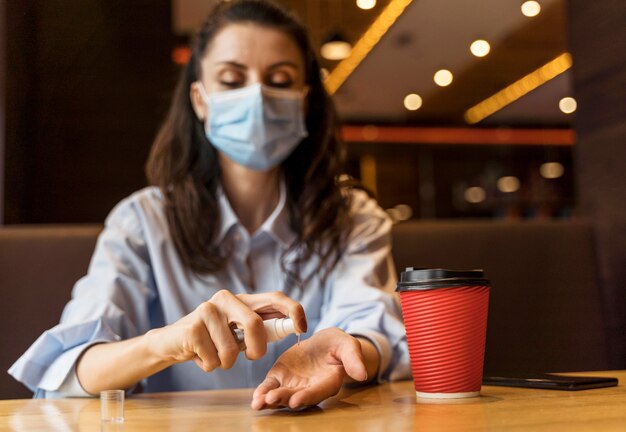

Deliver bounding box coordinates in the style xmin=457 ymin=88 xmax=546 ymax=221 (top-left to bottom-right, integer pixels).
xmin=265 ymin=70 xmax=296 ymax=89
xmin=219 ymin=80 xmax=244 ymax=89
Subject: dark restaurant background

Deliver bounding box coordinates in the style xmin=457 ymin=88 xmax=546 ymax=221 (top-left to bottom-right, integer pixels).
xmin=1 ymin=1 xmax=625 ymax=366
xmin=3 ymin=0 xmax=584 ymax=224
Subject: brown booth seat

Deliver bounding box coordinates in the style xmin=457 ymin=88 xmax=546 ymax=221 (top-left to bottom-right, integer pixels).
xmin=0 ymin=220 xmax=609 ymax=399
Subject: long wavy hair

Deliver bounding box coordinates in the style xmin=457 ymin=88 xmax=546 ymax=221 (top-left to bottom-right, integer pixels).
xmin=146 ymin=0 xmax=350 ymax=287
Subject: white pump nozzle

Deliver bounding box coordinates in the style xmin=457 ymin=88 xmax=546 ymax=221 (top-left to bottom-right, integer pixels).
xmin=263 ymin=317 xmax=297 ymax=342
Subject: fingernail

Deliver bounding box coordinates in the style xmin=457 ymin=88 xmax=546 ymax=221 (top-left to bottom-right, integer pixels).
xmin=298 ymin=317 xmax=308 ymax=333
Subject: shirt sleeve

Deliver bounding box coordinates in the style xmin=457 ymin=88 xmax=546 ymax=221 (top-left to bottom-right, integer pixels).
xmin=8 ymin=195 xmax=157 ymax=398
xmin=314 ymin=190 xmax=411 ymax=382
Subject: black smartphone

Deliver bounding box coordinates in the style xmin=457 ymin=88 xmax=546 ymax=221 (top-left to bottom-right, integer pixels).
xmin=482 ymin=373 xmax=619 ymax=391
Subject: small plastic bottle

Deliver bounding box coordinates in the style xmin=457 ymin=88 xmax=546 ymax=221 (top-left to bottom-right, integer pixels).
xmin=263 ymin=317 xmax=298 ymax=342
xmin=232 ymin=318 xmax=298 ymax=348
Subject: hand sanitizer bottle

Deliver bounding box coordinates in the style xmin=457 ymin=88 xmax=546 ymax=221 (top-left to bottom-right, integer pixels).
xmin=232 ymin=318 xmax=298 ymax=347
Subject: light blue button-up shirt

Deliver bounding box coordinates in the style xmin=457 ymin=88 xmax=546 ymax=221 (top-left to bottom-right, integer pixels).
xmin=9 ymin=183 xmax=410 ymax=397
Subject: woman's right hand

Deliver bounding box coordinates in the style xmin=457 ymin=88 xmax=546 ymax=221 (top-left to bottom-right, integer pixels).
xmin=145 ymin=290 xmax=307 ymax=373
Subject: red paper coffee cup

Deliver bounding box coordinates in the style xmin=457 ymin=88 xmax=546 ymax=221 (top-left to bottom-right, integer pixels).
xmin=397 ymin=268 xmax=490 ymax=399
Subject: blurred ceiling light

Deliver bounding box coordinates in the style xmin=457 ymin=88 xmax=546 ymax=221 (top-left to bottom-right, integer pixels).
xmin=357 ymin=0 xmax=377 ymax=10
xmin=465 ymin=52 xmax=572 ymax=124
xmin=464 ymin=187 xmax=486 ymax=204
xmin=325 ymin=0 xmax=414 ymax=95
xmin=434 ymin=69 xmax=453 ymax=87
xmin=497 ymin=176 xmax=520 ymax=193
xmin=403 ymin=93 xmax=423 ymax=111
xmin=171 ymin=46 xmax=191 ymax=65
xmin=394 ymin=204 xmax=413 ymax=221
xmin=521 ymin=1 xmax=541 ymax=17
xmin=559 ymin=96 xmax=577 ymax=114
xmin=321 ymin=33 xmax=352 ymax=61
xmin=540 ymin=162 xmax=564 ymax=179
xmin=470 ymin=39 xmax=491 ymax=57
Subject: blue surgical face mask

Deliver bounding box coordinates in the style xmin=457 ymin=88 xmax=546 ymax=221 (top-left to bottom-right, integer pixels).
xmin=196 ymin=82 xmax=308 ymax=171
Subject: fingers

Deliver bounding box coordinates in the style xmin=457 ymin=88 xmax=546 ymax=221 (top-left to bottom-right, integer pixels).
xmin=265 ymin=387 xmax=298 ymax=407
xmin=238 ymin=291 xmax=308 ymax=334
xmin=192 ymin=302 xmax=239 ymax=369
xmin=252 ymin=378 xmax=316 ymax=411
xmin=186 ymin=290 xmax=307 ymax=375
xmin=336 ymin=337 xmax=368 ymax=382
xmin=209 ymin=290 xmax=267 ymax=360
xmin=286 ymin=375 xmax=343 ymax=409
xmin=188 ymin=321 xmax=220 ymax=371
xmin=236 ymin=312 xmax=266 ymax=360
xmin=251 ymin=376 xmax=280 ymax=410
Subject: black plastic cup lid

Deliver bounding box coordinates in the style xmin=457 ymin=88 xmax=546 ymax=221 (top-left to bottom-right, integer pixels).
xmin=396 ymin=268 xmax=491 ymax=291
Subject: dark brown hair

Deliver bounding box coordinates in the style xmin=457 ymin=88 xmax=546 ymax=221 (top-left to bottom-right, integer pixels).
xmin=146 ymin=0 xmax=350 ymax=286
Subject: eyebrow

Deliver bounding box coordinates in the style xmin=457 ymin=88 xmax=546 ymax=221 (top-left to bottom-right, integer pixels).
xmin=216 ymin=60 xmax=300 ymax=70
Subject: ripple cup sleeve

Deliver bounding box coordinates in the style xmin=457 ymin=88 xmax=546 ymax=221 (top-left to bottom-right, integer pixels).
xmin=396 ymin=268 xmax=491 ymax=400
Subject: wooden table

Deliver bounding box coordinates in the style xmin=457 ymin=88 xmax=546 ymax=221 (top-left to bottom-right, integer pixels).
xmin=1 ymin=371 xmax=625 ymax=431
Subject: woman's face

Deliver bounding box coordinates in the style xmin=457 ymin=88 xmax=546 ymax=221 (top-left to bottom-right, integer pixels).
xmin=190 ymin=22 xmax=306 ymax=121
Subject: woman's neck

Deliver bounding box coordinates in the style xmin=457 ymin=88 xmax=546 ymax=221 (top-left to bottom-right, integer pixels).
xmin=219 ymin=156 xmax=281 ymax=235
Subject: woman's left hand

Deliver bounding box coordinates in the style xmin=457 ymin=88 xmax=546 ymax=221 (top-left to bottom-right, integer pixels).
xmin=251 ymin=328 xmax=368 ymax=410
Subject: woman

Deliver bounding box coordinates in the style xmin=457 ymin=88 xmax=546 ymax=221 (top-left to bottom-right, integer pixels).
xmin=10 ymin=0 xmax=409 ymax=410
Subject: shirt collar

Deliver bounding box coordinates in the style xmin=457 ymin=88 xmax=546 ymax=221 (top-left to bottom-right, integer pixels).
xmin=215 ymin=186 xmax=239 ymax=246
xmin=215 ymin=178 xmax=296 ymax=249
xmin=258 ymin=179 xmax=296 ymax=248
